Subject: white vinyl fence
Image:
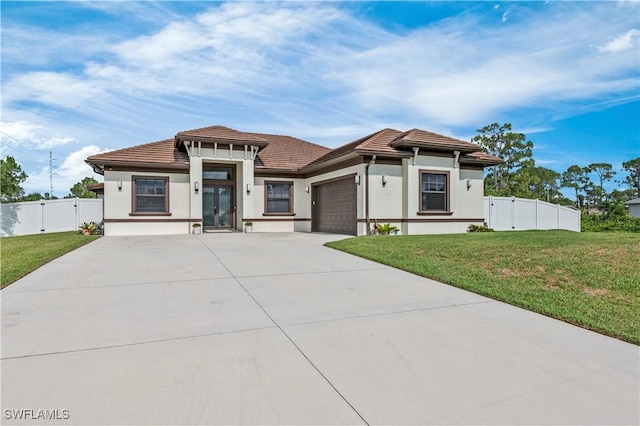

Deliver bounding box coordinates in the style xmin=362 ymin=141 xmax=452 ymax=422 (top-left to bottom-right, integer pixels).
xmin=484 ymin=196 xmax=580 ymax=232
xmin=0 ymin=198 xmax=103 ymax=237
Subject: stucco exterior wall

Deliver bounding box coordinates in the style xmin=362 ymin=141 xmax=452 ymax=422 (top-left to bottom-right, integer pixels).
xmin=101 ymin=152 xmax=486 ymax=236
xmin=103 ymin=170 xmax=191 ymax=236
xmin=628 ymin=204 xmax=640 ymax=218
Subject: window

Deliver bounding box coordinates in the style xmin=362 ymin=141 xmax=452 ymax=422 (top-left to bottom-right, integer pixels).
xmin=420 ymin=171 xmax=449 ymax=212
xmin=132 ymin=177 xmax=169 ymax=214
xmin=203 ymin=165 xmax=233 ymax=180
xmin=265 ymin=181 xmax=293 ymax=214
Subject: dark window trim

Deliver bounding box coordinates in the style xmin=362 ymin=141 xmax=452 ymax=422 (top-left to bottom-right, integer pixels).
xmin=418 ymin=169 xmax=451 ymax=214
xmin=130 ymin=175 xmax=170 ymax=215
xmin=264 ymin=180 xmax=294 ymax=215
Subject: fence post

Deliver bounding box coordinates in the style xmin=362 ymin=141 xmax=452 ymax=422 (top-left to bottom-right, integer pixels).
xmin=535 ymin=199 xmax=539 ymax=230
xmin=556 ymin=203 xmax=560 ymax=229
xmin=511 ymin=196 xmax=515 ymax=229
xmin=40 ymin=200 xmax=45 ymax=232
xmin=75 ymin=197 xmax=79 ymax=231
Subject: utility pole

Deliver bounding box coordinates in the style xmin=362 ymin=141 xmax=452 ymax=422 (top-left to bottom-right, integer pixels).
xmin=49 ymin=151 xmax=57 ymax=198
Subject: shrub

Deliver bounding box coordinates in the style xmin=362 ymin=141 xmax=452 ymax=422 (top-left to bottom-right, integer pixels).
xmin=468 ymin=224 xmax=495 ymax=232
xmin=375 ymin=223 xmax=399 ymax=235
xmin=581 ymin=213 xmax=640 ymax=232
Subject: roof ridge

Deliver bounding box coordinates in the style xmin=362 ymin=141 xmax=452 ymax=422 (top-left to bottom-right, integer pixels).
xmin=246 ymin=132 xmax=331 ymax=150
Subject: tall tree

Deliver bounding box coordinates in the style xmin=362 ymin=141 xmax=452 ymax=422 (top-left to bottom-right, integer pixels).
xmin=0 ymin=156 xmax=28 ymax=202
xmin=67 ymin=177 xmax=99 ymax=199
xmin=472 ymin=123 xmax=534 ymax=193
xmin=561 ymin=165 xmax=590 ymax=208
xmin=586 ymin=163 xmax=615 ymax=207
xmin=621 ymin=157 xmax=640 ymax=198
xmin=512 ymin=166 xmax=562 ymax=202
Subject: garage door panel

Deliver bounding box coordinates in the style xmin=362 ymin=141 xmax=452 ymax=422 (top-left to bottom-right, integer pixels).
xmin=314 ymin=178 xmax=356 ymax=235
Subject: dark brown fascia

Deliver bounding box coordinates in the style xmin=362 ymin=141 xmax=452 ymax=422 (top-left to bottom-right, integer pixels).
xmin=459 ymin=156 xmax=503 ymax=166
xmin=254 ymin=168 xmax=300 ymax=178
xmin=298 ymin=151 xmax=362 ymax=175
xmin=389 ymin=140 xmax=478 ymax=153
xmin=85 ymin=160 xmax=190 ymax=176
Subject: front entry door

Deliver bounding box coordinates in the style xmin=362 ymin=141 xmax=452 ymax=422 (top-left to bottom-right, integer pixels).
xmin=203 ymin=185 xmax=233 ymax=228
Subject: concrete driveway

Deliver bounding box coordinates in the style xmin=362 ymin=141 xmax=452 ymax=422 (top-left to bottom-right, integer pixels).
xmin=2 ymin=233 xmax=638 ymax=425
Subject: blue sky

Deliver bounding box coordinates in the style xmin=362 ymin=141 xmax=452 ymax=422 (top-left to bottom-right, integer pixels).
xmin=1 ymin=1 xmax=638 ymax=197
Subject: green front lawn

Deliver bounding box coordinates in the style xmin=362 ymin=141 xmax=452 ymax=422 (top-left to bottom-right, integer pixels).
xmin=326 ymin=231 xmax=640 ymax=345
xmin=1 ymin=232 xmax=99 ymax=289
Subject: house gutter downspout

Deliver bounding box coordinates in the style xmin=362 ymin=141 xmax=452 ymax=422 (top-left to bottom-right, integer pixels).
xmin=365 ymin=155 xmax=376 ymax=235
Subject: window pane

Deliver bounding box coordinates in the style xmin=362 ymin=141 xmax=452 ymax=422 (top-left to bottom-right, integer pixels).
xmin=135 ymin=178 xmax=167 ymax=212
xmin=266 ymin=183 xmax=292 ymax=213
xmin=421 ymin=173 xmax=447 ymax=211
xmin=422 ymin=193 xmax=446 ymax=211
xmin=203 ymin=166 xmax=233 ymax=180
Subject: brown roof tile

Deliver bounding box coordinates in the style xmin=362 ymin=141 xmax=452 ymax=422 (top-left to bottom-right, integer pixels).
xmin=460 ymin=151 xmax=503 ymax=165
xmin=390 ymin=128 xmax=480 ymax=151
xmin=176 ymin=125 xmax=268 ymax=144
xmin=249 ymin=133 xmax=331 ymax=170
xmin=304 ymin=128 xmax=406 ymax=169
xmin=86 ymin=125 xmax=502 ymax=173
xmin=86 ymin=139 xmax=189 ymax=168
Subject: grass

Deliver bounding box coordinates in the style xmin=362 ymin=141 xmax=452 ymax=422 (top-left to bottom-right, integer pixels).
xmin=326 ymin=231 xmax=640 ymax=345
xmin=1 ymin=232 xmax=100 ymax=289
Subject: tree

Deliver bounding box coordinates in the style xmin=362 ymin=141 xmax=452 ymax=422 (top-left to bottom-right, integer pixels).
xmin=561 ymin=165 xmax=591 ymax=208
xmin=621 ymin=157 xmax=640 ymax=198
xmin=67 ymin=177 xmax=99 ymax=199
xmin=0 ymin=156 xmax=28 ymax=202
xmin=512 ymin=166 xmax=562 ymax=202
xmin=586 ymin=163 xmax=615 ymax=207
xmin=19 ymin=192 xmax=44 ymax=202
xmin=471 ymin=123 xmax=534 ymax=193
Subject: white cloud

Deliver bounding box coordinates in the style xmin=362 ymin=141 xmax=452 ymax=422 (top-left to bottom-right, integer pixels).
xmin=0 ymin=121 xmax=76 ymax=149
xmin=598 ymin=29 xmax=640 ymax=52
xmin=2 ymin=0 xmax=639 ymax=192
xmin=58 ymin=145 xmax=105 ymax=183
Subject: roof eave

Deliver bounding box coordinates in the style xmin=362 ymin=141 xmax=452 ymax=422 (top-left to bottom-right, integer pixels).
xmin=174 ymin=135 xmax=269 ymax=148
xmin=300 ymin=151 xmax=362 ymax=174
xmin=389 ymin=140 xmax=478 ymax=152
xmin=459 ymin=158 xmax=503 ymax=166
xmin=85 ymin=159 xmax=190 ymax=171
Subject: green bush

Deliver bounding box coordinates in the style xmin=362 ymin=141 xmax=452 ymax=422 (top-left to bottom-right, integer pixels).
xmin=375 ymin=223 xmax=399 ymax=235
xmin=468 ymin=224 xmax=495 ymax=232
xmin=581 ymin=213 xmax=640 ymax=232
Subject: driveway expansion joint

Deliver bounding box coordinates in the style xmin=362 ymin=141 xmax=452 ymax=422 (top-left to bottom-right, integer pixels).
xmin=195 ymin=237 xmax=371 ymax=426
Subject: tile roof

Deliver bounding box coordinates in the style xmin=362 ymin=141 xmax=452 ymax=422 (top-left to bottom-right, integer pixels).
xmin=249 ymin=133 xmax=331 ymax=170
xmin=304 ymin=128 xmax=406 ymax=169
xmin=175 ymin=125 xmax=268 ymax=145
xmin=625 ymin=198 xmax=640 ymax=205
xmin=460 ymin=151 xmax=503 ymax=165
xmin=86 ymin=125 xmax=503 ymax=173
xmin=390 ymin=128 xmax=480 ymax=151
xmin=86 ymin=139 xmax=189 ymax=168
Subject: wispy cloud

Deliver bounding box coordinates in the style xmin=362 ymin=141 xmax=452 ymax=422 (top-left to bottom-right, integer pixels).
xmin=0 ymin=121 xmax=76 ymax=149
xmin=598 ymin=28 xmax=640 ymax=52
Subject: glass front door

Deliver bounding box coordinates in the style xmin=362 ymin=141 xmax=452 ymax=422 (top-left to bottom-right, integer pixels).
xmin=203 ymin=185 xmax=233 ymax=228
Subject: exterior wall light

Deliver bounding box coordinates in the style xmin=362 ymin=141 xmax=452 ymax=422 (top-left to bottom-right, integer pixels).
xmin=354 ymin=175 xmax=361 ymax=185
xmin=305 ymin=186 xmax=310 ymax=193
xmin=382 ymin=175 xmax=388 ymax=187
xmin=467 ymin=179 xmax=472 ymax=190
xmin=194 ymin=181 xmax=199 ymax=194
xmin=246 ymin=183 xmax=252 ymax=194
xmin=118 ymin=180 xmax=123 ymax=191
